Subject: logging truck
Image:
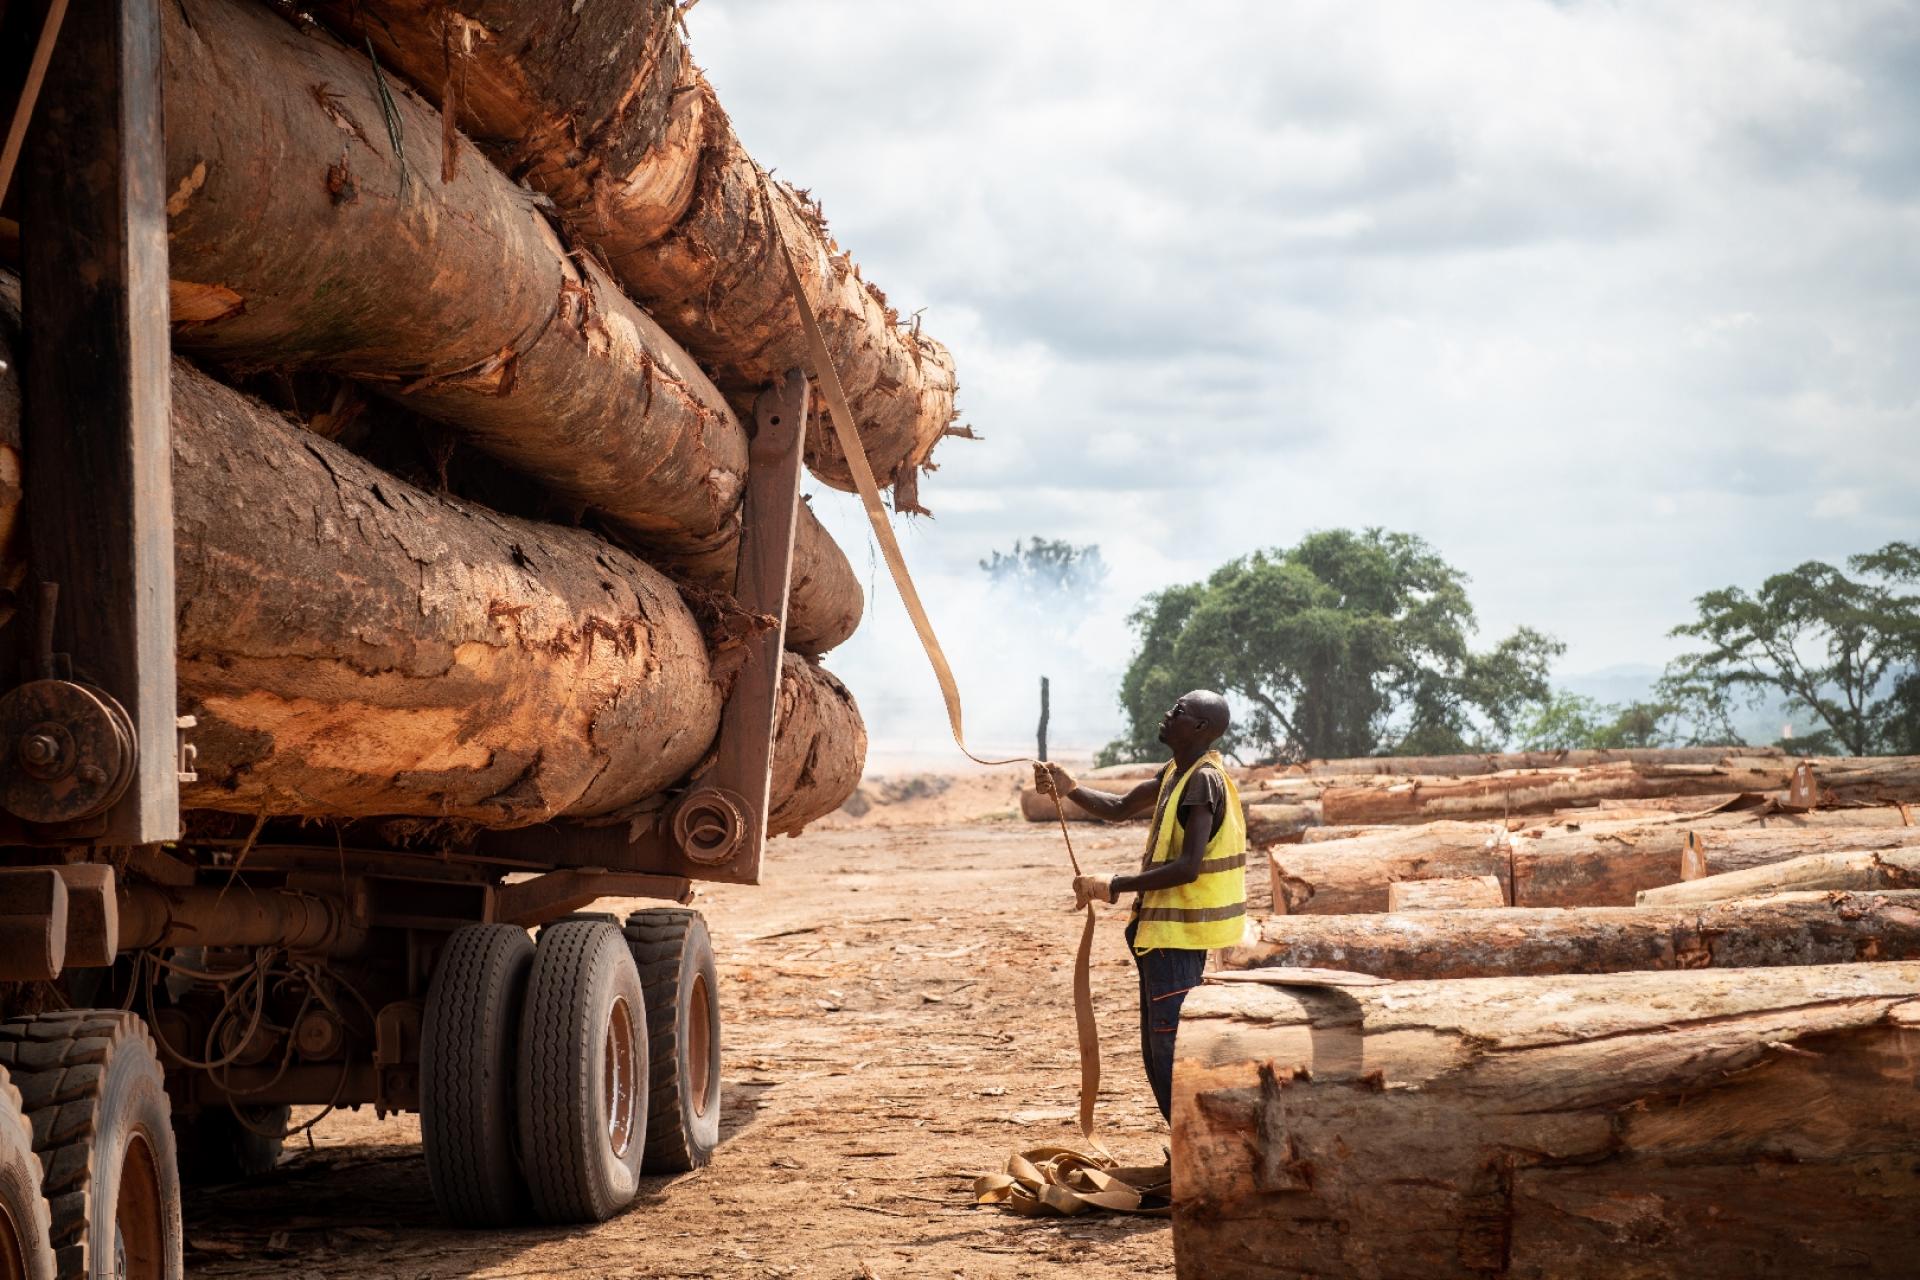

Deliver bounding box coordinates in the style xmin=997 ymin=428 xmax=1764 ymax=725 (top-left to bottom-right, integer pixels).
xmin=0 ymin=0 xmax=945 ymax=1273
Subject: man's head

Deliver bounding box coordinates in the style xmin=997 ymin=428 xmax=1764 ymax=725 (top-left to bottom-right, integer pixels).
xmin=1158 ymin=690 xmax=1230 ymax=754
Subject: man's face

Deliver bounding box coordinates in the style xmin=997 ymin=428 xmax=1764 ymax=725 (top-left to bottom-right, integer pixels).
xmin=1158 ymin=699 xmax=1198 ymax=748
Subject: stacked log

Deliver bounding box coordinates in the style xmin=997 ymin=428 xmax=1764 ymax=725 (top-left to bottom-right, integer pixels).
xmin=1384 ymin=876 xmax=1503 ymax=911
xmin=0 ymin=306 xmax=863 ymax=830
xmin=159 ymin=0 xmax=858 ymax=654
xmin=1220 ymin=890 xmax=1920 ymax=978
xmin=1268 ymin=812 xmax=1920 ymax=914
xmin=1173 ymin=965 xmax=1920 ymax=1278
xmin=305 ymin=0 xmax=961 ymax=497
xmin=1639 ymin=850 xmax=1920 ymax=907
xmin=4 ymin=0 xmax=918 ymax=835
xmin=1318 ymin=755 xmax=1920 ymax=825
xmin=1280 ymin=745 xmax=1780 ymax=778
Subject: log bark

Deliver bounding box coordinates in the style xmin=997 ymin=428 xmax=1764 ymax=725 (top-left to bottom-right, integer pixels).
xmin=1220 ymin=890 xmax=1920 ymax=978
xmin=765 ymin=655 xmax=866 ymax=837
xmin=1638 ymin=850 xmax=1920 ymax=907
xmin=158 ymin=0 xmax=860 ymax=653
xmin=304 ymin=0 xmax=961 ymax=496
xmin=1385 ymin=876 xmax=1504 ymax=911
xmin=1269 ymin=815 xmax=1920 ymax=914
xmin=1173 ymin=964 xmax=1920 ymax=1279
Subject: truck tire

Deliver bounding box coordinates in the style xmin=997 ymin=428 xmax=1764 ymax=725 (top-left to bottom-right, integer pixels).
xmin=624 ymin=909 xmax=722 ymax=1173
xmin=516 ymin=920 xmax=647 ymax=1224
xmin=173 ymin=1105 xmax=288 ymax=1185
xmin=0 ymin=1012 xmax=182 ymax=1280
xmin=0 ymin=1066 xmax=54 ymax=1279
xmin=421 ymin=924 xmax=534 ymax=1227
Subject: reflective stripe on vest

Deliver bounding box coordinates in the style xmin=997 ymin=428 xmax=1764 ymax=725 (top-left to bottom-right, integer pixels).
xmin=1132 ymin=751 xmax=1248 ymax=953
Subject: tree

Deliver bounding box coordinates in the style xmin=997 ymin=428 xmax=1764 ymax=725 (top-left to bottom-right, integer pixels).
xmin=1099 ymin=529 xmax=1561 ymax=764
xmin=1517 ymin=692 xmax=1683 ymax=751
xmin=1661 ymin=542 xmax=1920 ymax=756
xmin=979 ymin=537 xmax=1108 ymax=599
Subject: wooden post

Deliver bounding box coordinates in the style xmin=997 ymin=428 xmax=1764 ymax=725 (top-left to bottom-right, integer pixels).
xmin=1037 ymin=675 xmax=1050 ymax=763
xmin=20 ymin=0 xmax=178 ymax=843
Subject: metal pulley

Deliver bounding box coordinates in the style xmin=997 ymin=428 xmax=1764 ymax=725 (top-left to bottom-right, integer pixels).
xmin=668 ymin=788 xmax=749 ymax=865
xmin=0 ymin=679 xmax=137 ymax=824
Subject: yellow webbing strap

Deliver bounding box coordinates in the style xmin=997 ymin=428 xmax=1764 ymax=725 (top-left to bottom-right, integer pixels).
xmin=767 ymin=185 xmax=1156 ymax=1207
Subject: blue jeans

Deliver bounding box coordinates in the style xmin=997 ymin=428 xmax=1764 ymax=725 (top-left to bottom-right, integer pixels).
xmin=1125 ymin=919 xmax=1208 ymax=1123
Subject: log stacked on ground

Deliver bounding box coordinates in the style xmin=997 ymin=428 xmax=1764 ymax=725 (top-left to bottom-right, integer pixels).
xmin=1318 ymin=756 xmax=1792 ymax=825
xmin=1638 ymin=850 xmax=1920 ymax=907
xmin=159 ymin=0 xmax=859 ymax=653
xmin=1220 ymin=890 xmax=1920 ymax=978
xmin=1268 ymin=813 xmax=1920 ymax=914
xmin=1173 ymin=964 xmax=1920 ymax=1278
xmin=1384 ymin=876 xmax=1503 ymax=911
xmin=1280 ymin=745 xmax=1781 ymax=778
xmin=307 ymin=0 xmax=960 ymax=496
xmin=1319 ymin=755 xmax=1920 ymax=825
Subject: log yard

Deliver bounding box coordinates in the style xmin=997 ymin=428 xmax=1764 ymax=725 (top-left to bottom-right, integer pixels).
xmin=0 ymin=2 xmax=1916 ymax=1278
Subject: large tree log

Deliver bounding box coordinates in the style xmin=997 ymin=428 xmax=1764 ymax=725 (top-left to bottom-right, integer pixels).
xmin=174 ymin=351 xmax=863 ymax=827
xmin=1173 ymin=964 xmax=1920 ymax=1279
xmin=1220 ymin=889 xmax=1920 ymax=978
xmin=1638 ymin=850 xmax=1920 ymax=907
xmin=158 ymin=0 xmax=860 ymax=653
xmin=1280 ymin=745 xmax=1780 ymax=778
xmin=1384 ymin=876 xmax=1503 ymax=911
xmin=1318 ymin=757 xmax=1805 ymax=825
xmin=765 ymin=655 xmax=865 ymax=838
xmin=305 ymin=0 xmax=960 ymax=497
xmin=1269 ymin=815 xmax=1920 ymax=914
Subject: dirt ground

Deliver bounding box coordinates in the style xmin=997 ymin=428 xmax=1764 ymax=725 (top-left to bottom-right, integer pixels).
xmin=186 ymin=801 xmax=1264 ymax=1279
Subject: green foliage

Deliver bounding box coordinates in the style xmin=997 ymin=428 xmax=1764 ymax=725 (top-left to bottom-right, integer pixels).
xmin=979 ymin=537 xmax=1108 ymax=598
xmin=1516 ymin=691 xmax=1683 ymax=751
xmin=1660 ymin=541 xmax=1920 ymax=756
xmin=1099 ymin=529 xmax=1561 ymax=764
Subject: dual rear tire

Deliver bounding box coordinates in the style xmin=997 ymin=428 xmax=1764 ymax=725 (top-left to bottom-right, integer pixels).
xmin=420 ymin=910 xmax=721 ymax=1228
xmin=0 ymin=1011 xmax=181 ymax=1279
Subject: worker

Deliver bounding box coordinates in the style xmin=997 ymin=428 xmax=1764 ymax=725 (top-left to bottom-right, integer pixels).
xmin=1033 ymin=690 xmax=1247 ymax=1124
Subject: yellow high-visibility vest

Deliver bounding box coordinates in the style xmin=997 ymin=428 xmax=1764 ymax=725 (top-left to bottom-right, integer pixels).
xmin=1131 ymin=751 xmax=1247 ymax=952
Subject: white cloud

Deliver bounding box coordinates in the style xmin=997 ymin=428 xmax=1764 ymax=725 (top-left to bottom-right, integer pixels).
xmin=695 ymin=0 xmax=1920 ymax=762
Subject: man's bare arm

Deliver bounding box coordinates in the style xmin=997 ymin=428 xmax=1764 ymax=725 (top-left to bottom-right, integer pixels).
xmin=1066 ymin=775 xmax=1161 ymax=821
xmin=1113 ymin=801 xmax=1213 ymax=896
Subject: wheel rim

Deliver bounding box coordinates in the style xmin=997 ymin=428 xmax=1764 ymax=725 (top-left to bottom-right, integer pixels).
xmin=688 ymin=972 xmax=714 ymax=1120
xmin=604 ymin=997 xmax=638 ymax=1159
xmin=114 ymin=1129 xmax=165 ymax=1280
xmin=0 ymin=1195 xmax=26 ymax=1280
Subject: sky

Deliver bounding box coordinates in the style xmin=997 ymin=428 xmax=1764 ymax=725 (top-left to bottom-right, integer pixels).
xmin=691 ymin=0 xmax=1920 ymax=765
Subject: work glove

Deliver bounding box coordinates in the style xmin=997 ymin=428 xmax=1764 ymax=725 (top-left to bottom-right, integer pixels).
xmin=1033 ymin=762 xmax=1078 ymax=799
xmin=1073 ymin=874 xmax=1117 ymax=909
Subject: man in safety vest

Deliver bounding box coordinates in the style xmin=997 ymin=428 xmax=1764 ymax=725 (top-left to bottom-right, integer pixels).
xmin=1033 ymin=690 xmax=1246 ymax=1123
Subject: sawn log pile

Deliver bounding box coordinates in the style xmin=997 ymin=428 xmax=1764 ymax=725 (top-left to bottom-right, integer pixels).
xmin=1176 ymin=750 xmax=1920 ymax=1277
xmin=3 ymin=0 xmax=961 ymax=836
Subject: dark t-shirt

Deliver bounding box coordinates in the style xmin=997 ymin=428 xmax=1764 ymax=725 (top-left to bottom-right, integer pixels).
xmin=1142 ymin=762 xmax=1226 ymax=868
